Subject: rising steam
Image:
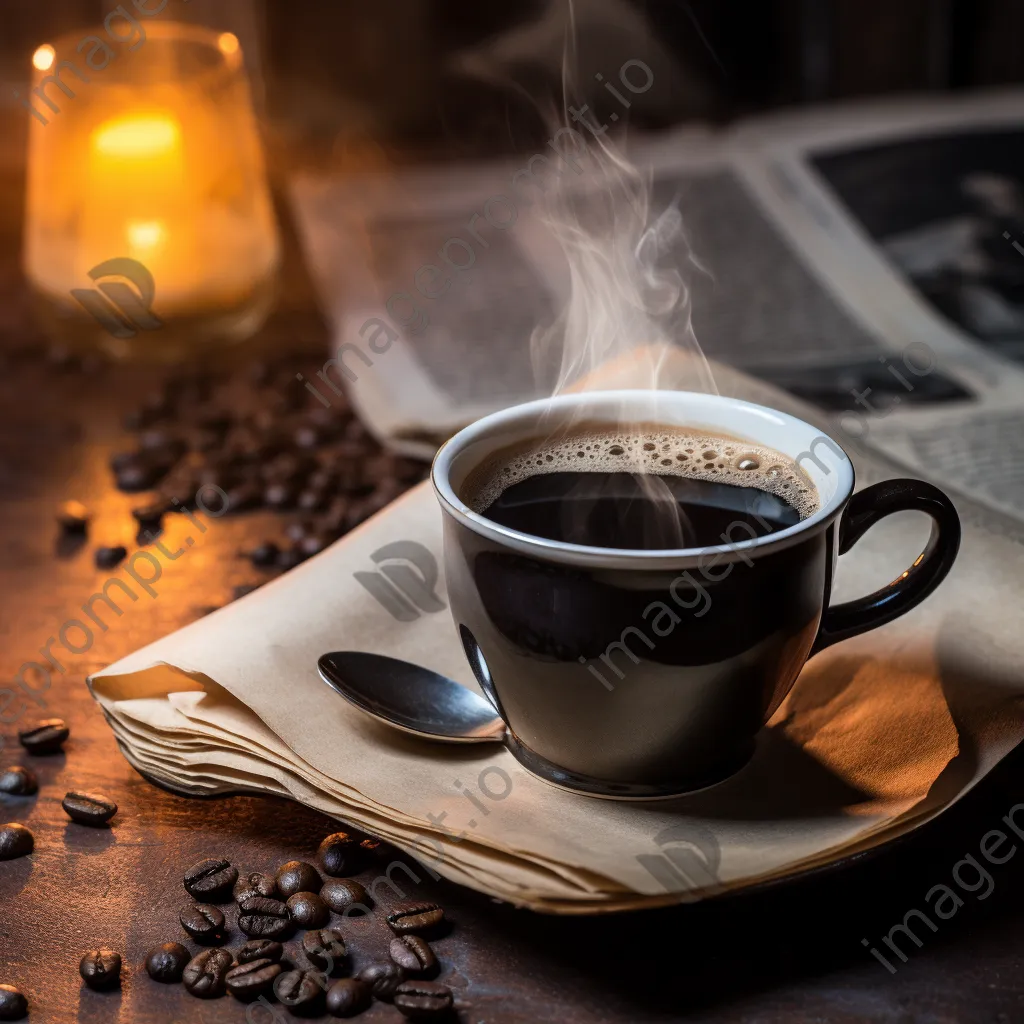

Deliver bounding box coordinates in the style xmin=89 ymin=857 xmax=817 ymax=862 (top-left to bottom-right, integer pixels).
xmin=529 ymin=98 xmax=715 ymax=398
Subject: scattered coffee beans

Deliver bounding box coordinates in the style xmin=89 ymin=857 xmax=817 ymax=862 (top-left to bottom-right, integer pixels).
xmin=183 ymin=857 xmax=238 ymax=902
xmin=79 ymin=949 xmax=121 ymax=991
xmin=238 ymin=896 xmax=292 ymax=939
xmin=386 ymin=900 xmax=445 ymax=936
xmin=359 ymin=962 xmax=406 ymax=1002
xmin=234 ymin=871 xmax=278 ymax=903
xmin=0 ymin=767 xmax=37 ymax=796
xmin=325 ymin=977 xmax=372 ymax=1017
xmin=225 ymin=958 xmax=283 ymax=1001
xmin=394 ymin=980 xmax=454 ymax=1021
xmin=301 ymin=928 xmax=347 ymax=973
xmin=0 ymin=984 xmax=27 ymax=1021
xmin=61 ymin=792 xmax=117 ymax=826
xmin=390 ymin=935 xmax=438 ymax=976
xmin=237 ymin=939 xmax=283 ymax=964
xmin=18 ymin=719 xmax=69 ymax=755
xmin=145 ymin=942 xmax=191 ymax=983
xmin=275 ymin=969 xmax=325 ymax=1013
xmin=0 ymin=824 xmax=33 ymax=860
xmin=317 ymin=832 xmax=360 ymax=876
xmin=286 ymin=891 xmax=329 ymax=929
xmin=320 ymin=878 xmax=370 ymax=913
xmin=275 ymin=859 xmax=321 ymax=897
xmin=179 ymin=903 xmax=226 ymax=942
xmin=183 ymin=948 xmax=233 ymax=999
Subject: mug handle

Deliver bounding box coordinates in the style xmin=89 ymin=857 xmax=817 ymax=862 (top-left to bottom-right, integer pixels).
xmin=811 ymin=478 xmax=961 ymax=654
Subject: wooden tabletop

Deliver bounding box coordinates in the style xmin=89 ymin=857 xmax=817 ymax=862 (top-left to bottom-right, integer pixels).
xmin=3 ymin=167 xmax=1024 ymax=1024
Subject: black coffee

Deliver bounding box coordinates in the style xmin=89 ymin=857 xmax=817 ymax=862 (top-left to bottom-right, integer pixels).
xmin=467 ymin=427 xmax=817 ymax=550
xmin=482 ymin=471 xmax=801 ymax=549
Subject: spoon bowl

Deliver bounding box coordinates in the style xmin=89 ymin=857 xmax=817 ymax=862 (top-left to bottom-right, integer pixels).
xmin=317 ymin=651 xmax=506 ymax=744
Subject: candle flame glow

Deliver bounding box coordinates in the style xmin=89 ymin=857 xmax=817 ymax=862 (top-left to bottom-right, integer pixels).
xmin=126 ymin=220 xmax=165 ymax=251
xmin=32 ymin=44 xmax=56 ymax=72
xmin=217 ymin=32 xmax=240 ymax=56
xmin=92 ymin=114 xmax=181 ymax=159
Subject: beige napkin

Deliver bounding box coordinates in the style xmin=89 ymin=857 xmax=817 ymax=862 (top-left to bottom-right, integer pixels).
xmin=88 ymin=352 xmax=1024 ymax=913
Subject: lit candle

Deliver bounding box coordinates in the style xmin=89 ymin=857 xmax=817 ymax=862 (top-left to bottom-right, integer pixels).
xmin=23 ymin=22 xmax=279 ymax=357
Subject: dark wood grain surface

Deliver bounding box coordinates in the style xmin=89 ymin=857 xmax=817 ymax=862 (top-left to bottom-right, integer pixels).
xmin=3 ymin=168 xmax=1024 ymax=1024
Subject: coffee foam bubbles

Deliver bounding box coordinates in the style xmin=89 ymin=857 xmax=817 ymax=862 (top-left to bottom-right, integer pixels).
xmin=463 ymin=427 xmax=820 ymax=518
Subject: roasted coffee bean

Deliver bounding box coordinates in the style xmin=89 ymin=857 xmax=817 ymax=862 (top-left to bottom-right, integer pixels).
xmin=180 ymin=903 xmax=226 ymax=942
xmin=62 ymin=791 xmax=117 ymax=826
xmin=277 ymin=548 xmax=305 ymax=570
xmin=287 ymin=891 xmax=329 ymax=929
xmin=131 ymin=500 xmax=168 ymax=529
xmin=0 ymin=983 xmax=27 ymax=1020
xmin=139 ymin=428 xmax=185 ymax=455
xmin=317 ymin=832 xmax=361 ymax=876
xmin=110 ymin=450 xmax=141 ymax=474
xmin=94 ymin=545 xmax=127 ymax=569
xmin=301 ymin=929 xmax=346 ymax=973
xmin=0 ymin=767 xmax=37 ymax=796
xmin=237 ymin=939 xmax=283 ymax=964
xmin=298 ymin=533 xmax=330 ymax=558
xmin=248 ymin=541 xmax=280 ymax=567
xmin=308 ymin=468 xmax=339 ymax=491
xmin=359 ymin=962 xmax=406 ymax=1002
xmin=294 ymin=425 xmax=325 ymax=450
xmin=183 ymin=948 xmax=233 ymax=999
xmin=275 ymin=860 xmax=321 ymax=897
xmin=385 ymin=900 xmax=445 ymax=935
xmin=0 ymin=824 xmax=33 ymax=860
xmin=115 ymin=457 xmax=166 ymax=492
xmin=325 ymin=977 xmax=372 ymax=1017
xmin=79 ymin=949 xmax=122 ymax=991
xmin=145 ymin=942 xmax=191 ymax=982
xmin=389 ymin=936 xmax=438 ymax=976
xmin=57 ymin=500 xmax=90 ymax=532
xmin=297 ymin=488 xmax=328 ymax=513
xmin=264 ymin=482 xmax=296 ymax=510
xmin=237 ymin=896 xmax=292 ymax=939
xmin=394 ymin=980 xmax=454 ymax=1021
xmin=224 ymin=483 xmax=262 ymax=514
xmin=284 ymin=520 xmax=310 ymax=543
xmin=225 ymin=958 xmax=282 ymax=1001
xmin=234 ymin=871 xmax=278 ymax=903
xmin=320 ymin=878 xmax=370 ymax=914
xmin=274 ymin=969 xmax=324 ymax=1012
xmin=184 ymin=858 xmax=238 ymax=902
xmin=19 ymin=718 xmax=69 ymax=755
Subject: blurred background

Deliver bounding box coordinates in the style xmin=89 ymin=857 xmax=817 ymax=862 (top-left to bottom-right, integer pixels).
xmin=1 ymin=0 xmax=1022 ymax=164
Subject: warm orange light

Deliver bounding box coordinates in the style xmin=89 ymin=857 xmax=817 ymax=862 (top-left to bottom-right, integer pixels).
xmin=92 ymin=114 xmax=181 ymax=159
xmin=127 ymin=220 xmax=165 ymax=251
xmin=32 ymin=45 xmax=55 ymax=72
xmin=217 ymin=32 xmax=240 ymax=56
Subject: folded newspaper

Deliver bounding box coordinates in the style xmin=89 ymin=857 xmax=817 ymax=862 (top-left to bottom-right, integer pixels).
xmin=89 ymin=351 xmax=1024 ymax=913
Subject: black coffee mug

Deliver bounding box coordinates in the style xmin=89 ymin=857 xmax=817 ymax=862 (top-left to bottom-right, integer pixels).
xmin=431 ymin=391 xmax=961 ymax=799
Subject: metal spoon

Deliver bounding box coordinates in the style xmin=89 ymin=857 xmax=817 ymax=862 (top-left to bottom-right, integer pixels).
xmin=317 ymin=651 xmax=506 ymax=744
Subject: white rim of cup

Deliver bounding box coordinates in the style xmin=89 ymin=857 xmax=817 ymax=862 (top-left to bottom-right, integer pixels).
xmin=431 ymin=390 xmax=855 ymax=570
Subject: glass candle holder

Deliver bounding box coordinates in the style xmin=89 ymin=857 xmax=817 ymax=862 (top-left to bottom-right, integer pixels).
xmin=23 ymin=21 xmax=280 ymax=363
